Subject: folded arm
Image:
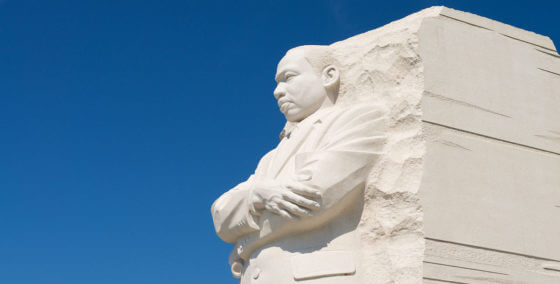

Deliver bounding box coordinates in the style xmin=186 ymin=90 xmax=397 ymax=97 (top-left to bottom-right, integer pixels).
xmin=238 ymin=105 xmax=387 ymax=258
xmin=211 ymin=176 xmax=261 ymax=243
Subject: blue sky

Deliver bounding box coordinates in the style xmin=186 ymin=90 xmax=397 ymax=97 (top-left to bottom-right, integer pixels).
xmin=1 ymin=1 xmax=557 ymax=283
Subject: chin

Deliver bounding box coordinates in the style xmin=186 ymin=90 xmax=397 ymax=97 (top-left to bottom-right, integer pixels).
xmin=284 ymin=111 xmax=305 ymax=122
xmin=287 ymin=108 xmax=320 ymax=122
xmin=285 ymin=108 xmax=318 ymax=122
xmin=284 ymin=114 xmax=297 ymax=122
xmin=283 ymin=109 xmax=300 ymax=122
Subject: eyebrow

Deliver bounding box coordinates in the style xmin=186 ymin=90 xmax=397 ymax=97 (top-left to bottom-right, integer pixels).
xmin=275 ymin=70 xmax=286 ymax=82
xmin=275 ymin=67 xmax=298 ymax=82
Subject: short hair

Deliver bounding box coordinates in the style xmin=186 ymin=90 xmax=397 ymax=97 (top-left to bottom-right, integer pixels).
xmin=287 ymin=45 xmax=337 ymax=75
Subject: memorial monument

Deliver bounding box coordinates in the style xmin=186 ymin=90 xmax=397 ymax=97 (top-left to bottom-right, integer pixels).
xmin=212 ymin=6 xmax=560 ymax=283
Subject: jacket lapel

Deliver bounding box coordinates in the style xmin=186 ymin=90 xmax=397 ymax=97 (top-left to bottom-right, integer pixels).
xmin=267 ymin=120 xmax=318 ymax=179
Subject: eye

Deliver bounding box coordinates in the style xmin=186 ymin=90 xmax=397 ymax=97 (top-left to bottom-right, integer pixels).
xmin=285 ymin=72 xmax=297 ymax=81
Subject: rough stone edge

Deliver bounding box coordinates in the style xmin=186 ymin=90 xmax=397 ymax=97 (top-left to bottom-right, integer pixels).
xmin=327 ymin=7 xmax=442 ymax=283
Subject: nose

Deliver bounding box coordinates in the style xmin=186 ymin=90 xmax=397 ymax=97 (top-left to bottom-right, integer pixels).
xmin=273 ymin=83 xmax=285 ymax=100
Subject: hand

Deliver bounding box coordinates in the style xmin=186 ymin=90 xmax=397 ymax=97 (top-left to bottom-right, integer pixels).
xmin=250 ymin=177 xmax=321 ymax=219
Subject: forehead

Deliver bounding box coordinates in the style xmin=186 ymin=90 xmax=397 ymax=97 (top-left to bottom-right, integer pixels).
xmin=276 ymin=49 xmax=311 ymax=76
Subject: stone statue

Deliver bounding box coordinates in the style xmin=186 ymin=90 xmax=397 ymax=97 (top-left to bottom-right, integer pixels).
xmin=211 ymin=45 xmax=387 ymax=283
xmin=212 ymin=6 xmax=560 ymax=283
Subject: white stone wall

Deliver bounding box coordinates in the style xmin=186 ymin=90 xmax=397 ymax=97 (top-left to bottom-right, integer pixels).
xmin=323 ymin=6 xmax=560 ymax=283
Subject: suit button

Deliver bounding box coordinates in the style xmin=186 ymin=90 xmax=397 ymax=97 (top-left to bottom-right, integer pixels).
xmin=252 ymin=267 xmax=261 ymax=280
xmin=237 ymin=245 xmax=244 ymax=255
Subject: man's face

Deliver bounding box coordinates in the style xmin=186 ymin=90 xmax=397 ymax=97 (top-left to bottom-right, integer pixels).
xmin=274 ymin=49 xmax=328 ymax=122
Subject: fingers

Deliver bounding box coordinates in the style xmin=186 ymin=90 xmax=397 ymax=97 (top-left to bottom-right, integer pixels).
xmin=260 ymin=180 xmax=321 ymax=219
xmin=265 ymin=203 xmax=294 ymax=219
xmin=286 ymin=182 xmax=322 ymax=199
xmin=278 ymin=200 xmax=312 ymax=217
xmin=282 ymin=191 xmax=320 ymax=210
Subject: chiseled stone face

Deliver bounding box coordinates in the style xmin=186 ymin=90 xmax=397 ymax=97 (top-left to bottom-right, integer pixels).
xmin=274 ymin=49 xmax=328 ymax=122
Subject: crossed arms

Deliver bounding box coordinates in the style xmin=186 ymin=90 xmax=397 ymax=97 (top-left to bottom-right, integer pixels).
xmin=211 ymin=105 xmax=386 ymax=257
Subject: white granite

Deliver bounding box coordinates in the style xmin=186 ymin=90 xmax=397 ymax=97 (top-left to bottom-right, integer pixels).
xmin=211 ymin=6 xmax=560 ymax=283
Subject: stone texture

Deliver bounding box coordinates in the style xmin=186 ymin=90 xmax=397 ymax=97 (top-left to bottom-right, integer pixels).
xmin=212 ymin=6 xmax=560 ymax=283
xmin=329 ymin=8 xmax=432 ymax=284
xmin=419 ymin=14 xmax=560 ymax=154
xmin=327 ymin=5 xmax=560 ymax=283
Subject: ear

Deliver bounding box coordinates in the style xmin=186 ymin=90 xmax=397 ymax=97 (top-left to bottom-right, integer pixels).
xmin=321 ymin=65 xmax=339 ymax=89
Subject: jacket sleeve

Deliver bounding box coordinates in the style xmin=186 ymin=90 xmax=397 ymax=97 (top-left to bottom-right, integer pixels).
xmin=211 ymin=175 xmax=260 ymax=243
xmin=211 ymin=150 xmax=276 ymax=243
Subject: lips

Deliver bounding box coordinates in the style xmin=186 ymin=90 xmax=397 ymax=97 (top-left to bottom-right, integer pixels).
xmin=278 ymin=100 xmax=292 ymax=113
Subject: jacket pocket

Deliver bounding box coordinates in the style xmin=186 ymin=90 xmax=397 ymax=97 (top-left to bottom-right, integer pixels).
xmin=291 ymin=251 xmax=356 ymax=281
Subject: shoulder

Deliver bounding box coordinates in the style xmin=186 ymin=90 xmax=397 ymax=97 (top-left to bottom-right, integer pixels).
xmin=339 ymin=102 xmax=387 ymax=117
xmin=324 ymin=103 xmax=388 ymax=130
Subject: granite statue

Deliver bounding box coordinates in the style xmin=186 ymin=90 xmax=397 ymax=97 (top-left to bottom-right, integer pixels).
xmin=211 ymin=45 xmax=387 ymax=283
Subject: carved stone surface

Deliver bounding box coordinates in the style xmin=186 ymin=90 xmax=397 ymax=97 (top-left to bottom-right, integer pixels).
xmin=418 ymin=7 xmax=560 ymax=283
xmin=211 ymin=6 xmax=560 ymax=283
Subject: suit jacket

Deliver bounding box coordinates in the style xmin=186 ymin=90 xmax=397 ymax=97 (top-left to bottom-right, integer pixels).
xmin=212 ymin=104 xmax=387 ymax=283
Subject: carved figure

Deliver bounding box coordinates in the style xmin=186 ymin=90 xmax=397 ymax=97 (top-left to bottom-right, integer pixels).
xmin=211 ymin=45 xmax=387 ymax=283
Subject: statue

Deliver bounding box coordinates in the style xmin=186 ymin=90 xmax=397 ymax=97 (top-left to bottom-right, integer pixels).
xmin=211 ymin=45 xmax=387 ymax=283
xmin=211 ymin=6 xmax=560 ymax=283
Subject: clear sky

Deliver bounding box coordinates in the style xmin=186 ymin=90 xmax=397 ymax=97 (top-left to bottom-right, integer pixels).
xmin=1 ymin=1 xmax=557 ymax=283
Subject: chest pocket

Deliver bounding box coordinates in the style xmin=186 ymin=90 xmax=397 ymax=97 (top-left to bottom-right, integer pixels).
xmin=291 ymin=251 xmax=356 ymax=281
